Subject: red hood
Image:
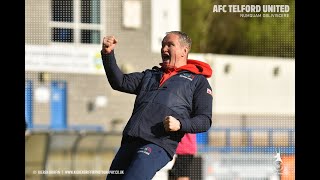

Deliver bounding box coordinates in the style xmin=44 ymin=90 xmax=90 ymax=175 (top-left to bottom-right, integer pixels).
xmin=178 ymin=59 xmax=212 ymax=78
xmin=159 ymin=59 xmax=212 ymax=86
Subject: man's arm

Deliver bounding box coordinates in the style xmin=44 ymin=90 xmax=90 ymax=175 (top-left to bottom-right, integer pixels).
xmin=101 ymin=36 xmax=144 ymax=94
xmin=178 ymin=77 xmax=213 ymax=133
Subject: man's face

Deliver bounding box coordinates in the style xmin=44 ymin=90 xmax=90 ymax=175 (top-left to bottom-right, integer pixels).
xmin=161 ymin=34 xmax=187 ymax=69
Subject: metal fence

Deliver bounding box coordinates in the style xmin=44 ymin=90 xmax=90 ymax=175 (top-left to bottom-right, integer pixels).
xmin=25 ymin=127 xmax=295 ymax=180
xmin=199 ymin=127 xmax=295 ymax=154
xmin=25 ymin=130 xmax=122 ymax=180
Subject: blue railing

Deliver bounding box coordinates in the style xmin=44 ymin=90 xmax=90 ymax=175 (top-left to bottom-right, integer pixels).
xmin=197 ymin=127 xmax=295 ymax=154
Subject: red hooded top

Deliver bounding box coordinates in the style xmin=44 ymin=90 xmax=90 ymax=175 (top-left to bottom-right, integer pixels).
xmin=159 ymin=59 xmax=212 ymax=86
xmin=159 ymin=59 xmax=212 ymax=155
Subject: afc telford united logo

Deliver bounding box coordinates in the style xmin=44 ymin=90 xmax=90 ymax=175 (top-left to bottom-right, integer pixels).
xmin=212 ymin=4 xmax=290 ymax=18
xmin=137 ymin=147 xmax=152 ymax=155
xmin=273 ymin=148 xmax=284 ymax=174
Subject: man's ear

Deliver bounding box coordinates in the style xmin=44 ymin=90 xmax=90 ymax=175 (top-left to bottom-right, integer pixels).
xmin=182 ymin=47 xmax=188 ymax=57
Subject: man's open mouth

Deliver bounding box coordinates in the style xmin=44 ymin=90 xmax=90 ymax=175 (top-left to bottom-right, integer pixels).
xmin=162 ymin=54 xmax=170 ymax=62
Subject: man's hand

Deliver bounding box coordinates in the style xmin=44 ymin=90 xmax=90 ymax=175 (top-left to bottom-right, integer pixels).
xmin=163 ymin=116 xmax=181 ymax=132
xmin=102 ymin=36 xmax=118 ymax=54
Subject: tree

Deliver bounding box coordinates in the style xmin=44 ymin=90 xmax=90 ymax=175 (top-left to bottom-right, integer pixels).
xmin=181 ymin=0 xmax=295 ymax=58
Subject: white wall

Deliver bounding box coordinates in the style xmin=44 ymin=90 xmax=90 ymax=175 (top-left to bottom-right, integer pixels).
xmin=25 ymin=45 xmax=104 ymax=74
xmin=151 ymin=0 xmax=180 ymax=53
xmin=189 ymin=53 xmax=295 ymax=115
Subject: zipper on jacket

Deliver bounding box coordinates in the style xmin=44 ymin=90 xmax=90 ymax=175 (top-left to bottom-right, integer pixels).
xmin=129 ymin=72 xmax=162 ymax=136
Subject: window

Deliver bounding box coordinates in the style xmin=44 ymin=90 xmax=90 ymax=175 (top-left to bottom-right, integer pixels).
xmin=81 ymin=30 xmax=100 ymax=44
xmin=52 ymin=28 xmax=74 ymax=42
xmin=224 ymin=63 xmax=231 ymax=74
xmin=273 ymin=66 xmax=280 ymax=77
xmin=81 ymin=0 xmax=100 ymax=24
xmin=51 ymin=0 xmax=102 ymax=44
xmin=52 ymin=0 xmax=73 ymax=22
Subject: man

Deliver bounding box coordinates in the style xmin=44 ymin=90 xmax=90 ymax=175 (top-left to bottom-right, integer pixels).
xmin=101 ymin=31 xmax=213 ymax=180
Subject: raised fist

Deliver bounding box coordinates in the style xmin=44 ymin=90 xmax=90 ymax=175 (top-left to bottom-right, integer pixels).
xmin=163 ymin=116 xmax=181 ymax=132
xmin=102 ymin=36 xmax=118 ymax=54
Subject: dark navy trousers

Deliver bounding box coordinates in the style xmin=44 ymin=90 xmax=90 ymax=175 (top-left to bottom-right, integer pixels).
xmin=106 ymin=138 xmax=171 ymax=180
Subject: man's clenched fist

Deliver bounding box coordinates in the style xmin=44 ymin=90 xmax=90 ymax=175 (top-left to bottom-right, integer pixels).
xmin=163 ymin=116 xmax=181 ymax=132
xmin=102 ymin=36 xmax=118 ymax=54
